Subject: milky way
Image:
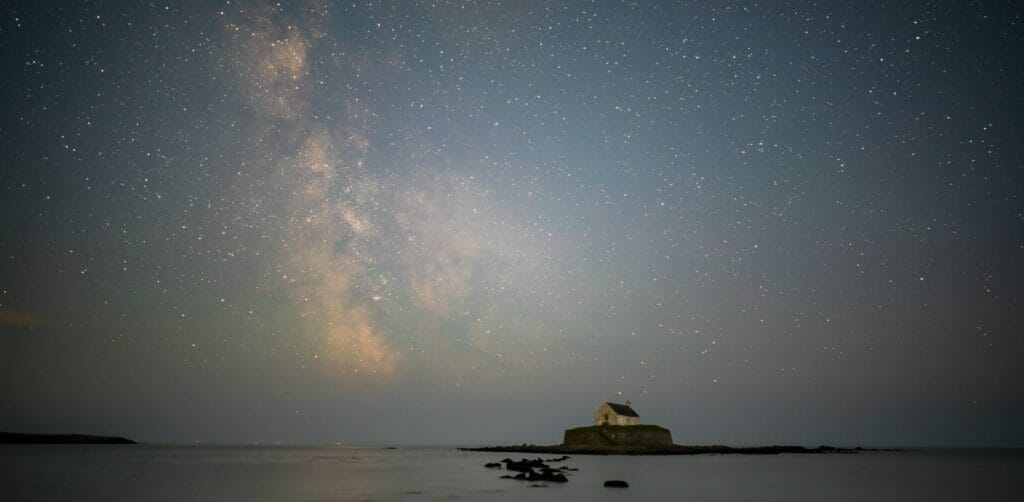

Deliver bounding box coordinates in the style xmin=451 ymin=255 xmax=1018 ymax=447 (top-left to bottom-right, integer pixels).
xmin=1 ymin=1 xmax=1022 ymax=446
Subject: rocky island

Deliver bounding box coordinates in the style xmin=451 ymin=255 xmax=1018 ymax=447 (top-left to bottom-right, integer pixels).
xmin=462 ymin=401 xmax=867 ymax=455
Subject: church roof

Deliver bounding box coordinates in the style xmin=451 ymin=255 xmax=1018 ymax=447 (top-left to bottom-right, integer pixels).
xmin=604 ymin=402 xmax=639 ymax=417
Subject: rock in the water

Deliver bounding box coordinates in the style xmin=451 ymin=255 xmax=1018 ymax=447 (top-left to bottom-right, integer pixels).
xmin=503 ymin=458 xmax=549 ymax=472
xmin=498 ymin=456 xmax=571 ymax=483
xmin=484 ymin=462 xmax=502 ymax=468
xmin=604 ymin=480 xmax=629 ymax=488
xmin=502 ymin=459 xmax=526 ymax=472
xmin=500 ymin=475 xmax=514 ymax=479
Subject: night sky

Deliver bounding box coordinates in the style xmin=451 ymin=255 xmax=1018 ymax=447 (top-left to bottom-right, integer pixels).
xmin=2 ymin=1 xmax=1022 ymax=447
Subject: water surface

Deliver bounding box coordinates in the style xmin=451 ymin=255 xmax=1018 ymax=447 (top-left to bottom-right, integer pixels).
xmin=2 ymin=445 xmax=1021 ymax=500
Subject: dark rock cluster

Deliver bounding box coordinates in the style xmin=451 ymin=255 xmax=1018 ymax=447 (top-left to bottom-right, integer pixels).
xmin=483 ymin=455 xmax=632 ymax=488
xmin=483 ymin=456 xmax=572 ymax=483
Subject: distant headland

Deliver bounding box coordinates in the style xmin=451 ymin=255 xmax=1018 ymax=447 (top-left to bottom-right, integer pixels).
xmin=0 ymin=432 xmax=136 ymax=444
xmin=462 ymin=401 xmax=890 ymax=455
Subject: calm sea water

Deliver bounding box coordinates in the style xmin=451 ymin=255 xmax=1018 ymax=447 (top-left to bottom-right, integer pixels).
xmin=2 ymin=445 xmax=1022 ymax=501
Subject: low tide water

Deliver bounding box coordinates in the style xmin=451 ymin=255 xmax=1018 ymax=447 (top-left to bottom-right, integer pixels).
xmin=2 ymin=445 xmax=1022 ymax=500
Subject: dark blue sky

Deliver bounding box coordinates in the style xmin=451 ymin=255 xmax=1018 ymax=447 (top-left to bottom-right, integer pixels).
xmin=1 ymin=1 xmax=1022 ymax=446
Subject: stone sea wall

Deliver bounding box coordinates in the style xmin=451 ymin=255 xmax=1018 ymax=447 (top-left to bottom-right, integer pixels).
xmin=562 ymin=425 xmax=673 ymax=449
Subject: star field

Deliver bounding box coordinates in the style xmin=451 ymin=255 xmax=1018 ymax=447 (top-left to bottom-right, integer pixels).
xmin=1 ymin=1 xmax=1022 ymax=446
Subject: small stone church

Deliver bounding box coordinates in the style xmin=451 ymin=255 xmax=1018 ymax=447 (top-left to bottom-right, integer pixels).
xmin=595 ymin=401 xmax=640 ymax=426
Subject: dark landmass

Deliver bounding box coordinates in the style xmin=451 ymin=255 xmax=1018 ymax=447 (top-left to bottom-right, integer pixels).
xmin=0 ymin=432 xmax=136 ymax=444
xmin=462 ymin=443 xmax=893 ymax=455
